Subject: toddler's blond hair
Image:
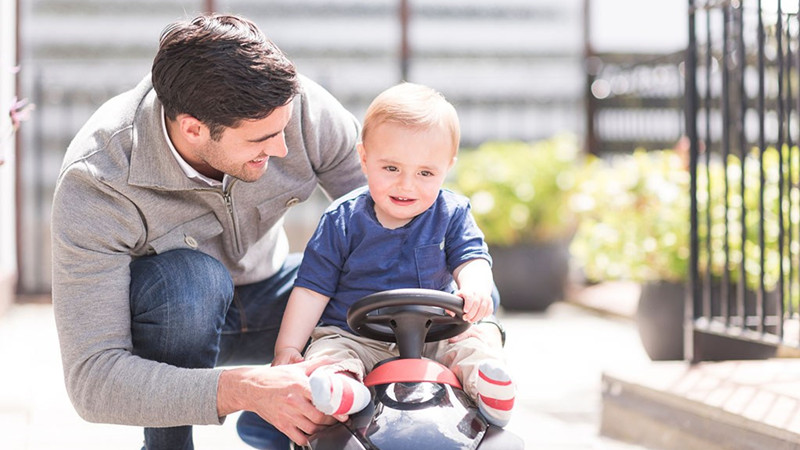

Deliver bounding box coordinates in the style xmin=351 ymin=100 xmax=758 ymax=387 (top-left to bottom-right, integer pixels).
xmin=361 ymin=83 xmax=460 ymax=155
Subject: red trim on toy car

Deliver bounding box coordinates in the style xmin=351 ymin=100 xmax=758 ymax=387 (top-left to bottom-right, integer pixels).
xmin=364 ymin=359 xmax=462 ymax=389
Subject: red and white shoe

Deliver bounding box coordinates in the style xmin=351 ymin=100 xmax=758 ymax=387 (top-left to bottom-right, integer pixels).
xmin=476 ymin=360 xmax=515 ymax=427
xmin=309 ymin=368 xmax=371 ymax=416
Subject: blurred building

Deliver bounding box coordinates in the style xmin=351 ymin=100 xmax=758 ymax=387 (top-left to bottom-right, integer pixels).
xmin=1 ymin=0 xmax=19 ymax=311
xmin=13 ymin=0 xmax=685 ymax=294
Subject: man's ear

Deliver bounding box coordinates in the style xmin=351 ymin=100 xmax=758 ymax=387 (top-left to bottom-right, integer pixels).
xmin=176 ymin=114 xmax=208 ymax=144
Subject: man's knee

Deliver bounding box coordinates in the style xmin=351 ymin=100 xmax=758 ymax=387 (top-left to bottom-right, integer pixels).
xmin=129 ymin=249 xmax=234 ymax=358
xmin=130 ymin=249 xmax=233 ymax=305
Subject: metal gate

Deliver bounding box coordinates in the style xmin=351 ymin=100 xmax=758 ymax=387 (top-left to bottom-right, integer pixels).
xmin=688 ymin=0 xmax=800 ymax=360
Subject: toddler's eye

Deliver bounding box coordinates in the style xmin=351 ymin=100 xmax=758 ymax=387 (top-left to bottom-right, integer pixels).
xmin=384 ymin=166 xmax=398 ymax=172
xmin=420 ymin=170 xmax=434 ymax=177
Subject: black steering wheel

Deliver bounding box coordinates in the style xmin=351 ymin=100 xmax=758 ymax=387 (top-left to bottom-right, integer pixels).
xmin=346 ymin=288 xmax=470 ymax=359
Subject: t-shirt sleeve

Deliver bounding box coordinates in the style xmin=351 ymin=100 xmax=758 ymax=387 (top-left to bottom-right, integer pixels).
xmin=295 ymin=211 xmax=346 ymax=297
xmin=445 ymin=201 xmax=492 ymax=272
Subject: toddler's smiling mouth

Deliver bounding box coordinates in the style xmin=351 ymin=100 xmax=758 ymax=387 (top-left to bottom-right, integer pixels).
xmin=391 ymin=196 xmax=415 ymax=204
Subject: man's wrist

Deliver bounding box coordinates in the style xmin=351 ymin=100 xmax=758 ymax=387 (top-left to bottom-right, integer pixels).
xmin=217 ymin=368 xmax=248 ymax=417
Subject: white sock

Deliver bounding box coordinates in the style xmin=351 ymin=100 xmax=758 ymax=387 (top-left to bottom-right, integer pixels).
xmin=476 ymin=360 xmax=515 ymax=427
xmin=309 ymin=368 xmax=371 ymax=415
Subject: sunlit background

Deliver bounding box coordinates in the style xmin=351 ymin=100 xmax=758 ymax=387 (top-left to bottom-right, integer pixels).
xmin=4 ymin=0 xmax=687 ymax=295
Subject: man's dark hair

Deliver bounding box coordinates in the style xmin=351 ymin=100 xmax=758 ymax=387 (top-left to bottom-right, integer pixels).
xmin=152 ymin=14 xmax=298 ymax=140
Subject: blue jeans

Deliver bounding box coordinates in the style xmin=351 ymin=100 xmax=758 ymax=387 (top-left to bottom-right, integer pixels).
xmin=130 ymin=249 xmax=296 ymax=450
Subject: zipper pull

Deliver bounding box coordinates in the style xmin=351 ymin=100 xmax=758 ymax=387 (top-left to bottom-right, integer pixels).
xmin=223 ymin=192 xmax=234 ymax=214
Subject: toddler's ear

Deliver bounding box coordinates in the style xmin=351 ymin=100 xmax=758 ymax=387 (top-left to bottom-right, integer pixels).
xmin=449 ymin=156 xmax=458 ymax=170
xmin=357 ymin=142 xmax=367 ymax=166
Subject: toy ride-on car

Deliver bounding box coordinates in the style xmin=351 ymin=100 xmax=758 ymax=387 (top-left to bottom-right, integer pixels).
xmin=303 ymin=288 xmax=524 ymax=450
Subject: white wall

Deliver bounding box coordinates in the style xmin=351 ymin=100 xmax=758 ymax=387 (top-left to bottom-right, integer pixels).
xmin=1 ymin=0 xmax=18 ymax=297
xmin=590 ymin=0 xmax=687 ymax=53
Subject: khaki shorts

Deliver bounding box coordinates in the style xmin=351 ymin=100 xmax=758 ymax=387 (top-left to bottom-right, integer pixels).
xmin=304 ymin=325 xmax=506 ymax=400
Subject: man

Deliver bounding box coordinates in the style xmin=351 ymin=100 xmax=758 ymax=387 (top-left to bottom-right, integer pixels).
xmin=51 ymin=13 xmax=365 ymax=449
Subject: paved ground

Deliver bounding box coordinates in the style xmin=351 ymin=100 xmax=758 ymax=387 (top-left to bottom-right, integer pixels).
xmin=0 ymin=297 xmax=651 ymax=449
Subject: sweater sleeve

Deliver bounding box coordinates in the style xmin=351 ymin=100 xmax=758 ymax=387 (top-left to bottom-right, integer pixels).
xmin=51 ymin=161 xmax=224 ymax=427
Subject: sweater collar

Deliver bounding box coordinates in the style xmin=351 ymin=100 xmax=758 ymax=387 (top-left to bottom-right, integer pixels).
xmin=128 ymin=81 xmax=206 ymax=191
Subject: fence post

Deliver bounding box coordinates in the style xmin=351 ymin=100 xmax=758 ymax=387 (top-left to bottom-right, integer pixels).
xmin=686 ymin=0 xmax=699 ymax=362
xmin=399 ymin=0 xmax=411 ymax=81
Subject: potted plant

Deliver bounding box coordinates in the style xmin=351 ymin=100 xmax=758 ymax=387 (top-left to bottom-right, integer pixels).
xmin=570 ymin=149 xmax=691 ymax=360
xmin=449 ymin=134 xmax=584 ymax=311
xmin=570 ymin=146 xmax=797 ymax=360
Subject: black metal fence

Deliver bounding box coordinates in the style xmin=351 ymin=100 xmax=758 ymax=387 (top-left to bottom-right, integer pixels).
xmin=687 ymin=0 xmax=800 ymax=360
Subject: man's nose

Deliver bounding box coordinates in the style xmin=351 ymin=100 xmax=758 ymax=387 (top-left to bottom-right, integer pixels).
xmin=265 ymin=135 xmax=288 ymax=158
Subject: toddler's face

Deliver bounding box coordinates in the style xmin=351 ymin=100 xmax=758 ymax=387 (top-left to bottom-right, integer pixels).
xmin=358 ymin=122 xmax=456 ymax=229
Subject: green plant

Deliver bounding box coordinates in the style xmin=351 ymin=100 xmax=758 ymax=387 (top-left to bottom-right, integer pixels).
xmin=701 ymin=146 xmax=799 ymax=297
xmin=449 ymin=134 xmax=583 ymax=246
xmin=570 ymin=145 xmax=800 ymax=301
xmin=570 ymin=149 xmax=691 ymax=283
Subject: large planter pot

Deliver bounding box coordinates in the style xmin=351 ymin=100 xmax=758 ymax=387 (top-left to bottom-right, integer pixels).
xmin=636 ymin=280 xmax=686 ymax=361
xmin=636 ymin=281 xmax=783 ymax=361
xmin=491 ymin=241 xmax=570 ymax=312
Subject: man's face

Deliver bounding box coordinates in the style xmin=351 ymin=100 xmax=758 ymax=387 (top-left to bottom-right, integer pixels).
xmin=194 ymin=103 xmax=294 ymax=182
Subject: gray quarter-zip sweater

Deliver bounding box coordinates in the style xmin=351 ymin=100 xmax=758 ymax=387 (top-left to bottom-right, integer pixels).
xmin=50 ymin=74 xmax=365 ymax=426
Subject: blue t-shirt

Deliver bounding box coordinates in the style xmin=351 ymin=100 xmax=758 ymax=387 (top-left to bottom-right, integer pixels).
xmin=295 ymin=186 xmax=491 ymax=331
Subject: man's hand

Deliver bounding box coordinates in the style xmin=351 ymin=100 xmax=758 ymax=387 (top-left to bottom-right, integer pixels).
xmin=217 ymin=358 xmax=346 ymax=446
